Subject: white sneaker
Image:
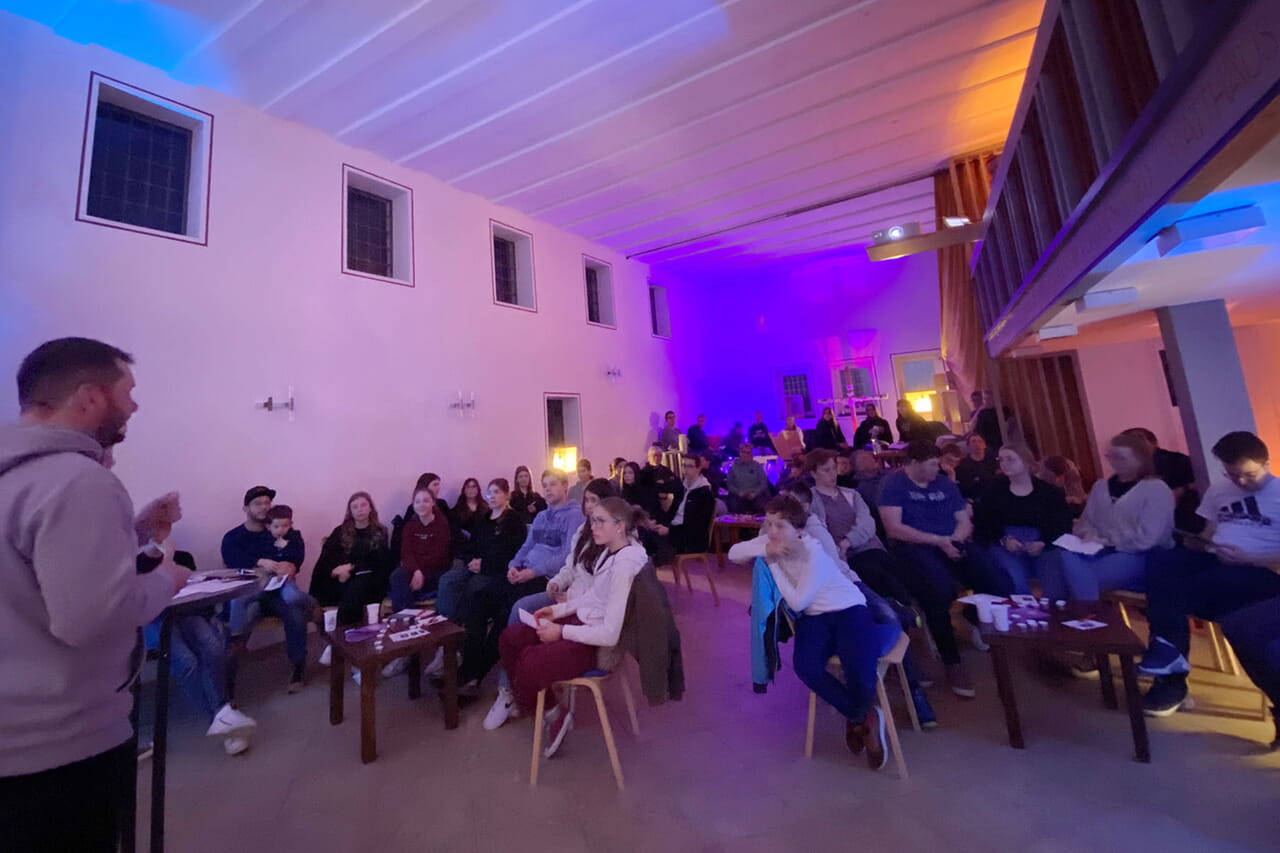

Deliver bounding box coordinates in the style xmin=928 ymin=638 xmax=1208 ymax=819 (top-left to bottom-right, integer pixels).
xmin=423 ymin=648 xmax=445 ymax=678
xmin=483 ymin=687 xmax=516 ymax=730
xmin=381 ymin=658 xmax=408 ymax=678
xmin=543 ymin=705 xmax=574 ymax=759
xmin=352 ymin=667 xmax=362 ymax=686
xmin=969 ymin=624 xmax=990 ymax=652
xmin=318 ymin=645 xmax=332 ymax=667
xmin=206 ymin=704 xmax=257 ymax=737
xmin=223 ymin=735 xmax=250 ymax=756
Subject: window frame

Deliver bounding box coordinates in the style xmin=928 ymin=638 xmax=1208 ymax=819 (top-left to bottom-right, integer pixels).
xmin=341 ymin=164 xmax=415 ymax=288
xmin=779 ymin=370 xmax=815 ymax=419
xmin=490 ymin=220 xmax=537 ymax=312
xmin=75 ymin=72 xmax=213 ymax=245
xmin=648 ymin=283 xmax=671 ymax=338
xmin=583 ymin=255 xmax=616 ymax=329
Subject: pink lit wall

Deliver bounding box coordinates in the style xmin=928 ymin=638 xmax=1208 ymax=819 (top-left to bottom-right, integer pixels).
xmin=0 ymin=16 xmax=677 ymax=582
xmin=662 ymin=251 xmax=942 ymax=438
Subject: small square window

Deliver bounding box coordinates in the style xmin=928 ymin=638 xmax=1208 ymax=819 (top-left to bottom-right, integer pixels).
xmin=77 ymin=73 xmax=212 ymax=244
xmin=781 ymin=373 xmax=814 ymax=418
xmin=491 ymin=221 xmax=536 ymax=310
xmin=584 ymin=257 xmax=615 ymax=328
xmin=648 ymin=283 xmax=671 ymax=338
xmin=342 ymin=165 xmax=414 ymax=286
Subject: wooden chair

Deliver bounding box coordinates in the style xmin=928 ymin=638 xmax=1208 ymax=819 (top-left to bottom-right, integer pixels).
xmin=669 ymin=512 xmax=720 ymax=606
xmin=530 ymin=670 xmax=639 ymax=790
xmin=803 ymin=630 xmax=917 ymax=780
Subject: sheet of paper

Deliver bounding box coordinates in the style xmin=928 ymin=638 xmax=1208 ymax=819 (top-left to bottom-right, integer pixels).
xmin=1053 ymin=534 xmax=1105 ymax=556
xmin=1062 ymin=619 xmax=1107 ymax=631
xmin=518 ymin=608 xmax=542 ymax=629
xmin=956 ymin=593 xmax=1007 ymax=606
xmin=173 ymin=579 xmax=254 ymax=600
xmin=263 ymin=574 xmax=286 ymax=592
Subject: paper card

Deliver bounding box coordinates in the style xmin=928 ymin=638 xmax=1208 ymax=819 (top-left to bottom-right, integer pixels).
xmin=1062 ymin=619 xmax=1107 ymax=631
xmin=518 ymin=608 xmax=543 ymax=629
xmin=1009 ymin=594 xmax=1039 ymax=607
xmin=264 ymin=574 xmax=286 ymax=592
xmin=957 ymin=593 xmax=1007 ymax=606
xmin=1053 ymin=534 xmax=1105 ymax=556
xmin=172 ymin=579 xmax=253 ymax=600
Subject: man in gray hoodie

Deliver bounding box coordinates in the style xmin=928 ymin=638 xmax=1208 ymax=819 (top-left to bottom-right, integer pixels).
xmin=0 ymin=338 xmax=188 ymax=852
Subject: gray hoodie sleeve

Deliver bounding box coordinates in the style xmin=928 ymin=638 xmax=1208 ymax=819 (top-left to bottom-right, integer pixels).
xmin=32 ymin=467 xmax=173 ymax=647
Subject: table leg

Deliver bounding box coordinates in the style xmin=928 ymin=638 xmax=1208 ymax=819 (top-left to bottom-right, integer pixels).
xmin=329 ymin=645 xmax=344 ymax=725
xmin=360 ymin=668 xmax=378 ymax=764
xmin=150 ymin=615 xmax=173 ymax=853
xmin=1096 ymin=653 xmax=1117 ymax=710
xmin=408 ymin=653 xmax=422 ymax=700
xmin=441 ymin=637 xmax=460 ymax=730
xmin=1119 ymin=655 xmax=1151 ymax=763
xmin=990 ymin=645 xmax=1024 ymax=749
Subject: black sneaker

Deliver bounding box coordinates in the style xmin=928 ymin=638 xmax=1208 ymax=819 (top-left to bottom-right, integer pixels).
xmin=845 ymin=719 xmax=866 ymax=755
xmin=1143 ymin=675 xmax=1189 ymax=718
xmin=863 ymin=707 xmax=887 ymax=771
xmin=287 ymin=664 xmax=305 ymax=694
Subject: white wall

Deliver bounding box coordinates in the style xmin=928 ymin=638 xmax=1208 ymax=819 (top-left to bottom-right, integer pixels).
xmin=0 ymin=15 xmax=677 ymax=582
xmin=663 ymin=252 xmax=942 ymax=438
xmin=1075 ymin=337 xmax=1190 ymax=465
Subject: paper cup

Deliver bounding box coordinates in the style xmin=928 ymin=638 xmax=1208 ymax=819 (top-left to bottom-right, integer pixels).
xmin=323 ymin=609 xmax=338 ymax=632
xmin=976 ymin=598 xmax=994 ymax=623
xmin=365 ymin=603 xmax=380 ymax=625
xmin=991 ymin=603 xmax=1011 ymax=632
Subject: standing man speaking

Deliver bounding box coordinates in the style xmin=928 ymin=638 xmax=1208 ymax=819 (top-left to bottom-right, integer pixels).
xmin=0 ymin=338 xmax=190 ymax=852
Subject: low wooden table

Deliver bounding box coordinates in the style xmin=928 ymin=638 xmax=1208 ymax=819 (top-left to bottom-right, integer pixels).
xmin=327 ymin=617 xmax=464 ymax=763
xmin=711 ymin=514 xmax=763 ymax=566
xmin=981 ymin=600 xmax=1151 ymax=763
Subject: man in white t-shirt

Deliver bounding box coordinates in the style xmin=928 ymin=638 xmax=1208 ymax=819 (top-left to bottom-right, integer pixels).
xmin=1139 ymin=431 xmax=1280 ymax=723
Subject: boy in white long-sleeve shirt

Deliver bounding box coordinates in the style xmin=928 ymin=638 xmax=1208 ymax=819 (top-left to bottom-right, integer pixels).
xmin=729 ymin=494 xmax=900 ymax=769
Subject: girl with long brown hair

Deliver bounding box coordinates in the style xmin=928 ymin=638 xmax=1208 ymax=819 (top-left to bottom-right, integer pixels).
xmin=309 ymin=491 xmax=394 ymax=626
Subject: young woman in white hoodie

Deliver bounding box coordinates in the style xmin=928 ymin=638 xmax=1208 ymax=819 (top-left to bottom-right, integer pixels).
xmin=729 ymin=494 xmax=902 ymax=769
xmin=498 ymin=497 xmax=647 ymax=757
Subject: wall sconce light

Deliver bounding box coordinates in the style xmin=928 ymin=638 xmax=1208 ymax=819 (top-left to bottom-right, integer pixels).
xmin=449 ymin=390 xmax=477 ymax=418
xmin=256 ymin=386 xmax=296 ymax=422
xmin=605 ymin=366 xmax=623 ymax=382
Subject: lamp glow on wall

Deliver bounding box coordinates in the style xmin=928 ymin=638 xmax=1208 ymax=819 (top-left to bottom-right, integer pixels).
xmin=551 ymin=446 xmax=578 ymax=473
xmin=906 ymin=391 xmax=935 ymax=414
xmin=449 ymin=390 xmax=477 ymax=418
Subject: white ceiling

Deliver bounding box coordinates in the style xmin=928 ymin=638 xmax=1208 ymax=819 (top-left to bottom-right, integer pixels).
xmin=13 ymin=0 xmax=1043 ymax=272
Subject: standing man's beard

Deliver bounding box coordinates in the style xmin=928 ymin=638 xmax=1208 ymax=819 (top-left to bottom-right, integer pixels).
xmin=95 ymin=407 xmax=129 ymax=448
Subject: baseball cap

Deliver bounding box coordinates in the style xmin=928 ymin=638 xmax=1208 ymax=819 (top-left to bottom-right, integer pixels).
xmin=243 ymin=485 xmax=277 ymax=506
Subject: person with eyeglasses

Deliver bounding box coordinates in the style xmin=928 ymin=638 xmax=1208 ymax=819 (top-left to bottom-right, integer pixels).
xmin=1139 ymin=431 xmax=1280 ymax=726
xmin=498 ymin=497 xmax=646 ymax=758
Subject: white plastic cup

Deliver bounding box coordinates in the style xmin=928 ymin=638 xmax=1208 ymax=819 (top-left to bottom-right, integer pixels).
xmin=976 ymin=598 xmax=994 ymax=623
xmin=991 ymin=604 xmax=1011 ymax=632
xmin=365 ymin=603 xmax=380 ymax=625
xmin=323 ymin=609 xmax=338 ymax=632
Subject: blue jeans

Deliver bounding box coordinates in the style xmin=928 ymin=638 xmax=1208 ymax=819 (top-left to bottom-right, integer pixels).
xmin=1146 ymin=546 xmax=1280 ymax=655
xmin=145 ymin=613 xmax=227 ymax=720
xmin=793 ymin=605 xmax=901 ymax=722
xmin=229 ymin=578 xmax=311 ymax=666
xmin=1047 ymin=549 xmax=1149 ymax=600
xmin=433 ymin=562 xmax=471 ymax=618
xmin=983 ymin=545 xmax=1062 ymax=595
xmin=495 ymin=591 xmax=555 ymax=690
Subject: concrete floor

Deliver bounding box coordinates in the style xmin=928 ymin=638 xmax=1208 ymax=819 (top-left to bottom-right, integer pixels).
xmin=138 ymin=566 xmax=1280 ymax=853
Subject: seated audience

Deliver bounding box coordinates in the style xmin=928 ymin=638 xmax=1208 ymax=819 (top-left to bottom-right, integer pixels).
xmin=609 ymin=456 xmax=628 ymax=491
xmin=814 ymin=406 xmax=849 ymax=451
xmin=728 ymin=495 xmax=901 ymax=768
xmin=388 ymin=484 xmax=454 ymax=613
xmin=1042 ymin=454 xmax=1088 ymax=517
xmin=659 ymin=410 xmax=682 ymax=451
xmin=938 ymin=442 xmax=965 ymax=482
xmin=638 ymin=444 xmax=682 ymax=516
xmin=955 ymin=433 xmax=1001 ymax=501
xmin=727 ymin=443 xmax=771 ymax=514
xmin=657 ymin=456 xmax=715 ymax=554
xmin=476 ymin=470 xmax=586 ymax=726
xmin=309 ymin=492 xmax=393 ymax=628
xmin=568 ymin=459 xmax=593 ymax=503
xmin=454 ymin=478 xmax=530 ymax=697
xmin=452 ymin=477 xmax=488 ymax=533
xmin=222 ymin=486 xmax=311 ymax=693
xmin=686 ymin=414 xmax=710 ymax=454
xmin=852 ymin=404 xmax=894 ymax=448
xmin=748 ymin=411 xmax=776 ymax=452
xmin=498 ymin=497 xmax=646 ymax=756
xmin=776 ymin=459 xmax=808 ymax=492
xmin=391 ymin=472 xmax=455 ymax=559
xmin=698 ymin=451 xmax=727 ymax=498
xmin=722 ymin=421 xmax=746 ymax=457
xmin=620 ymin=461 xmax=645 ymax=507
xmin=511 ymin=465 xmax=548 ymax=522
xmin=1046 ymin=432 xmax=1174 ymax=600
xmin=967 ymin=389 xmax=1007 ymax=451
xmin=1138 ymin=432 xmax=1280 ymax=718
xmin=895 ymin=398 xmax=929 ymax=444
xmin=973 ymin=445 xmax=1072 ymax=595
xmin=879 ymin=441 xmax=987 ymax=698
xmin=836 ymin=453 xmax=857 ymax=489
xmin=773 ymin=415 xmax=806 ymax=461
xmin=1123 ymin=427 xmax=1203 ymax=535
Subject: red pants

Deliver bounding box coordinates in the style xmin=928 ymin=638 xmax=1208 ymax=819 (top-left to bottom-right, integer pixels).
xmin=498 ymin=618 xmax=597 ymax=715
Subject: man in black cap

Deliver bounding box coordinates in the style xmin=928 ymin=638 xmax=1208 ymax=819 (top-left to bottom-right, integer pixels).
xmin=221 ymin=486 xmax=312 ymax=693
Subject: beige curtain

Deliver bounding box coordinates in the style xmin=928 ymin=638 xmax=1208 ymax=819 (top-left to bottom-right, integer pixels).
xmin=936 ymin=152 xmax=998 ymax=406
